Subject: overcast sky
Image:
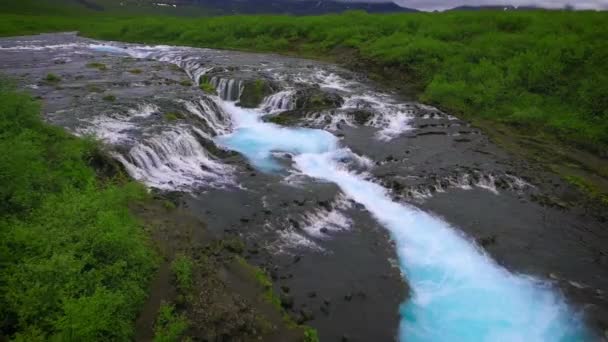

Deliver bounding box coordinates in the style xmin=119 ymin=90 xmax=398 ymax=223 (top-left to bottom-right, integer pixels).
xmin=343 ymin=0 xmax=608 ymax=11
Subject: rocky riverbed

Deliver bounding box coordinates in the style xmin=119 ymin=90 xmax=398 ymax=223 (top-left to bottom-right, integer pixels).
xmin=0 ymin=32 xmax=606 ymax=341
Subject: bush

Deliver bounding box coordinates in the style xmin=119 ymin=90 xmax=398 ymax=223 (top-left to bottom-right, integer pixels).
xmin=153 ymin=304 xmax=189 ymax=342
xmin=0 ymin=83 xmax=156 ymax=340
xmin=171 ymin=255 xmax=193 ymax=293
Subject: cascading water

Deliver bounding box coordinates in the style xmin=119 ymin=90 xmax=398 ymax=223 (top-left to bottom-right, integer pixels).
xmin=15 ymin=38 xmax=591 ymax=340
xmin=210 ymin=77 xmax=243 ymax=101
xmin=115 ymin=128 xmax=234 ymax=190
xmin=215 ymin=100 xmax=590 ymax=341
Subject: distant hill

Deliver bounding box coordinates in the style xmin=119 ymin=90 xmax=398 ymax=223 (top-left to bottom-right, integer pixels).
xmin=1 ymin=0 xmax=416 ymax=15
xmin=190 ymin=0 xmax=417 ymax=15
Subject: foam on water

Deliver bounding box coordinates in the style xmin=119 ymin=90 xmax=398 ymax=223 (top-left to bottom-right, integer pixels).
xmin=216 ymin=97 xmax=590 ymax=341
xmin=215 ymin=101 xmax=338 ymax=172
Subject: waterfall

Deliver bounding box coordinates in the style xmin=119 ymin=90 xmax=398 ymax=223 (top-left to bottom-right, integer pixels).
xmin=210 ymin=77 xmax=244 ymax=101
xmin=261 ymin=90 xmax=295 ymax=113
xmin=115 ymin=128 xmax=234 ymax=190
xmin=215 ymin=100 xmax=590 ymax=342
xmin=181 ymin=97 xmax=232 ymax=136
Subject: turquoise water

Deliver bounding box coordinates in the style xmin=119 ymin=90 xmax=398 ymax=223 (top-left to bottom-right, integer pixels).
xmin=216 ymin=103 xmax=590 ymax=341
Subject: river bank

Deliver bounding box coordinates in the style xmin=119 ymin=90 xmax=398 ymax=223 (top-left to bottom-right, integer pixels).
xmin=1 ymin=32 xmax=606 ymax=340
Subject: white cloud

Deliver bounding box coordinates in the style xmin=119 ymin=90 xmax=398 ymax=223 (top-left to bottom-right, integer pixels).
xmin=340 ymin=0 xmax=608 ymax=11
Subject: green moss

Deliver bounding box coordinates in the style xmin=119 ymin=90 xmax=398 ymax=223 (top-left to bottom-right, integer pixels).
xmin=565 ymin=175 xmax=608 ymax=206
xmin=179 ymin=79 xmax=193 ymax=87
xmin=128 ymin=68 xmax=142 ymax=74
xmin=239 ymin=79 xmax=272 ymax=108
xmin=164 ymin=112 xmax=184 ymax=121
xmin=199 ymin=81 xmax=215 ymax=94
xmin=86 ymin=84 xmax=103 ymax=93
xmin=267 ymin=115 xmax=293 ymax=126
xmin=86 ymin=62 xmax=107 ymax=71
xmin=304 ymin=327 xmax=320 ymax=342
xmin=235 ymin=256 xmax=281 ymax=310
xmin=102 ymin=94 xmax=116 ymax=102
xmin=44 ymin=73 xmax=60 ymax=83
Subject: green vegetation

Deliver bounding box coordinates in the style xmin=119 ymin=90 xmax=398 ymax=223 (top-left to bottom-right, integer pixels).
xmin=86 ymin=62 xmax=108 ymax=71
xmin=235 ymin=256 xmax=281 ymax=310
xmin=304 ymin=326 xmax=320 ymax=342
xmin=1 ymin=11 xmax=604 ymax=155
xmin=129 ymin=68 xmax=143 ymax=74
xmin=0 ymin=80 xmax=156 ymax=340
xmin=171 ymin=255 xmax=194 ymax=294
xmin=199 ymin=81 xmax=216 ymax=94
xmin=179 ymin=79 xmax=193 ymax=87
xmin=239 ymin=79 xmax=273 ymax=108
xmin=44 ymin=73 xmax=61 ymax=83
xmin=164 ymin=112 xmax=184 ymax=121
xmin=102 ymin=94 xmax=116 ymax=102
xmin=153 ymin=304 xmax=189 ymax=342
xmin=565 ymin=175 xmax=608 ymax=206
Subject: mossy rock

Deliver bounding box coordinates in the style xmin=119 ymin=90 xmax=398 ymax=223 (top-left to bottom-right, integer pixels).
xmin=266 ymin=114 xmax=298 ymax=126
xmin=199 ymin=81 xmax=216 ymax=94
xmin=164 ymin=112 xmax=184 ymax=121
xmin=238 ymin=79 xmax=275 ymax=108
xmin=351 ymin=109 xmax=374 ymax=125
xmin=294 ymin=86 xmax=343 ymax=110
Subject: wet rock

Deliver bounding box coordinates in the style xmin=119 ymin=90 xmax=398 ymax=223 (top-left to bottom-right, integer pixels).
xmin=280 ymin=293 xmax=294 ymax=309
xmin=317 ymin=200 xmax=332 ymax=211
xmin=307 ymin=291 xmax=317 ymax=298
xmin=341 ymin=334 xmax=350 ymax=342
xmin=238 ymin=79 xmax=275 ymax=108
xmin=281 ymin=285 xmax=290 ymax=293
xmin=299 ymin=308 xmax=315 ymax=322
xmin=351 ymin=109 xmax=374 ymax=125
xmin=294 ymin=86 xmax=344 ymax=110
xmin=289 ymin=218 xmax=300 ymax=229
xmin=477 ymin=235 xmax=497 ymax=248
xmin=344 ymin=293 xmax=353 ymax=301
xmin=320 ymin=305 xmax=330 ymax=315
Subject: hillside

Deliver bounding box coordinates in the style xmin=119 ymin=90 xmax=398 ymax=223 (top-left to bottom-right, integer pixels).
xmin=0 ymin=0 xmax=416 ymax=15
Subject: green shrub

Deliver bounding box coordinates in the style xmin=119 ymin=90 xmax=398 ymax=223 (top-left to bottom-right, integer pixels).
xmin=0 ymin=82 xmax=156 ymax=340
xmin=171 ymin=255 xmax=193 ymax=293
xmin=44 ymin=73 xmax=60 ymax=83
xmin=153 ymin=304 xmax=189 ymax=342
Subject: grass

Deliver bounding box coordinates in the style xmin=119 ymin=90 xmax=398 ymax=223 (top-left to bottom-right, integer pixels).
xmin=0 ymin=10 xmax=604 ymax=156
xmin=170 ymin=255 xmax=194 ymax=294
xmin=565 ymin=175 xmax=608 ymax=206
xmin=86 ymin=62 xmax=108 ymax=71
xmin=153 ymin=304 xmax=189 ymax=342
xmin=199 ymin=81 xmax=215 ymax=94
xmin=0 ymin=80 xmax=156 ymax=340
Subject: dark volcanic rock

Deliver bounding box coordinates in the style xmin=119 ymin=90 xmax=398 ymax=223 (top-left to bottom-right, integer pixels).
xmin=294 ymin=86 xmax=344 ymax=110
xmin=238 ymin=79 xmax=276 ymax=108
